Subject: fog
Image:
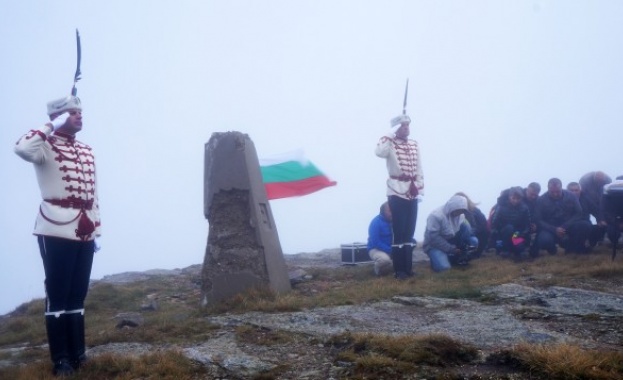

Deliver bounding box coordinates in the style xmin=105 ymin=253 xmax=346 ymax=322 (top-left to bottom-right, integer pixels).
xmin=1 ymin=1 xmax=622 ymax=314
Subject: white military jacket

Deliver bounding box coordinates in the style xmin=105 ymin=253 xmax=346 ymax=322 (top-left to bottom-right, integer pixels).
xmin=14 ymin=125 xmax=101 ymax=241
xmin=375 ymin=135 xmax=424 ymax=200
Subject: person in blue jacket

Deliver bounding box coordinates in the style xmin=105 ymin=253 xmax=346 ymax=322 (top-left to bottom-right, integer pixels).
xmin=367 ymin=202 xmax=394 ymax=276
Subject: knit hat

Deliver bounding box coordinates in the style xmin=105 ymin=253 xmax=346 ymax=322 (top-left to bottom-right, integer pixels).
xmin=390 ymin=114 xmax=411 ymax=127
xmin=47 ymin=96 xmax=82 ymax=116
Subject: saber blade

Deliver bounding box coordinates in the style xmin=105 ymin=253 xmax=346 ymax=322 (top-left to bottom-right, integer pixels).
xmin=71 ymin=29 xmax=82 ymax=96
xmin=402 ymin=78 xmax=409 ymax=115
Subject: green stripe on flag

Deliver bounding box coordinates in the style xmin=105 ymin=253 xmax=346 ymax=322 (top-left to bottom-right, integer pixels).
xmin=260 ymin=161 xmax=323 ymax=183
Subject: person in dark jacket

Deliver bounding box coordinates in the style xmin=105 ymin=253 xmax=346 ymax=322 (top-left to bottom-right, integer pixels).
xmin=578 ymin=171 xmax=612 ymax=245
xmin=602 ymin=178 xmax=623 ymax=250
xmin=491 ymin=186 xmax=531 ymax=259
xmin=567 ymin=181 xmax=606 ymax=247
xmin=523 ymin=182 xmax=541 ymax=220
xmin=531 ymin=178 xmax=591 ymax=255
xmin=579 ymin=171 xmax=612 ymax=219
xmin=495 ymin=182 xmax=541 ymax=233
xmin=490 ymin=182 xmax=541 ymax=251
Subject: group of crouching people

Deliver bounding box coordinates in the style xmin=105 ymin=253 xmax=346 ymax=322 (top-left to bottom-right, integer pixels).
xmin=368 ymin=171 xmax=623 ymax=276
xmin=424 ymin=171 xmax=623 ymax=273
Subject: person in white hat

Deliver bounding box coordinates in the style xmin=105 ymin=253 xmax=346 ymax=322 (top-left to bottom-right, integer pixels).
xmin=375 ymin=113 xmax=424 ymax=279
xmin=14 ymin=95 xmax=100 ymax=376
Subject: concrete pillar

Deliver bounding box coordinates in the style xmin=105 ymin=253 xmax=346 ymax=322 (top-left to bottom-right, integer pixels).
xmin=201 ymin=131 xmax=291 ymax=306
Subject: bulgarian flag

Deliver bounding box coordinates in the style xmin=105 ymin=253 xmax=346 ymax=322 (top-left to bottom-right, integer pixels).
xmin=260 ymin=150 xmax=337 ymax=200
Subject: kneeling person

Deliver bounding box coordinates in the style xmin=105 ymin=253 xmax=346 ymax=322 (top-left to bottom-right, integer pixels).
xmin=603 ymin=178 xmax=623 ymax=253
xmin=423 ymin=195 xmax=478 ymax=272
xmin=367 ymin=202 xmax=393 ymax=276
xmin=491 ymin=186 xmax=531 ymax=259
xmin=532 ymin=178 xmax=591 ymax=255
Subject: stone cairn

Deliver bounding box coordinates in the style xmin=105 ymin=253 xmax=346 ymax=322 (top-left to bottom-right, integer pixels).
xmin=201 ymin=132 xmax=291 ymax=306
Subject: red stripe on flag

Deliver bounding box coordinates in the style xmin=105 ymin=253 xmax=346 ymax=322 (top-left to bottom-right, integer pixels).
xmin=264 ymin=175 xmax=337 ymax=200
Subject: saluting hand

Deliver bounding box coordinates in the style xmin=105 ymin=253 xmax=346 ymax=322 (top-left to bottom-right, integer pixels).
xmin=48 ymin=112 xmax=70 ymax=131
xmin=386 ymin=124 xmax=401 ymax=138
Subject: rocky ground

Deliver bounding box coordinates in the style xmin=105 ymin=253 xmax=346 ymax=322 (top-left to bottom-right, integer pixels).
xmin=2 ymin=248 xmax=622 ymax=379
xmin=90 ymin=248 xmax=623 ymax=379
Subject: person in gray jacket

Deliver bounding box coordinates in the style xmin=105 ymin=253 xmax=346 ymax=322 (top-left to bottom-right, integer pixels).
xmin=423 ymin=195 xmax=478 ymax=272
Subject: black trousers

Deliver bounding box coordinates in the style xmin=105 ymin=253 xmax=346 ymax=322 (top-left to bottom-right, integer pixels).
xmin=388 ymin=195 xmax=418 ymax=245
xmin=388 ymin=196 xmax=418 ymax=275
xmin=532 ymin=220 xmax=591 ymax=254
xmin=37 ymin=236 xmax=95 ymax=313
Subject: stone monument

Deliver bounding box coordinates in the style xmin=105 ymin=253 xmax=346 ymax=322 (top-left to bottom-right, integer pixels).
xmin=201 ymin=131 xmax=291 ymax=306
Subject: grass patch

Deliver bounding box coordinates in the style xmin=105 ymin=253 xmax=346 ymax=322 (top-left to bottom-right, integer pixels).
xmin=235 ymin=324 xmax=297 ymax=346
xmin=86 ymin=308 xmax=220 ymax=346
xmin=503 ymin=342 xmax=623 ymax=380
xmin=0 ymin=350 xmax=207 ymax=380
xmin=328 ymin=332 xmax=479 ymax=378
xmin=0 ymin=300 xmax=47 ymax=347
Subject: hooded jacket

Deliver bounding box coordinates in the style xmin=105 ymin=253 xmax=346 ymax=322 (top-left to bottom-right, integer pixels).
xmin=423 ymin=195 xmax=467 ymax=253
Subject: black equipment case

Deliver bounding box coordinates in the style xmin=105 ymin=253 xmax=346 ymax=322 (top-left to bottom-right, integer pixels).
xmin=340 ymin=242 xmax=372 ymax=264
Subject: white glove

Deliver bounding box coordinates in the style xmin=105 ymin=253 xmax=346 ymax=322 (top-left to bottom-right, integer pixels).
xmin=94 ymin=239 xmax=101 ymax=253
xmin=50 ymin=112 xmax=70 ymax=130
xmin=386 ymin=124 xmax=401 ymax=138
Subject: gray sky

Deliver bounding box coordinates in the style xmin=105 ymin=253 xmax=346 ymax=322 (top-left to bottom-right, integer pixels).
xmin=1 ymin=0 xmax=622 ymax=314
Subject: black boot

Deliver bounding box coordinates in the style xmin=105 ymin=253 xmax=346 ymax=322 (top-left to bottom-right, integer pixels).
xmin=46 ymin=313 xmax=74 ymax=376
xmin=403 ymin=244 xmax=414 ymax=276
xmin=66 ymin=311 xmax=88 ymax=370
xmin=391 ymin=245 xmax=406 ymax=279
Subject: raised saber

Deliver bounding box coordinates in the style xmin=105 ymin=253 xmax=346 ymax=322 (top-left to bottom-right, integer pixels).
xmin=402 ymin=78 xmax=409 ymax=115
xmin=71 ymin=29 xmax=82 ymax=96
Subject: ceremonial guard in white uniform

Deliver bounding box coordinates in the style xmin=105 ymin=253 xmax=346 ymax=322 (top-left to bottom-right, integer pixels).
xmin=376 ymin=112 xmax=424 ymax=279
xmin=14 ymin=93 xmax=100 ymax=376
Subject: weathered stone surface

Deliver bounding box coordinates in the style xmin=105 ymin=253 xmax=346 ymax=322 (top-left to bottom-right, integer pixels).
xmin=202 ymin=285 xmax=622 ymax=352
xmin=202 ymin=132 xmax=290 ymax=306
xmin=183 ymin=333 xmax=276 ymax=376
xmin=482 ymin=283 xmax=623 ymax=317
xmin=88 ymin=342 xmax=154 ymax=358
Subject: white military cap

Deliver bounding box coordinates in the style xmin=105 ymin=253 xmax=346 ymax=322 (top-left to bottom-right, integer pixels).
xmin=47 ymin=96 xmax=82 ymax=116
xmin=390 ymin=114 xmax=411 ymax=127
